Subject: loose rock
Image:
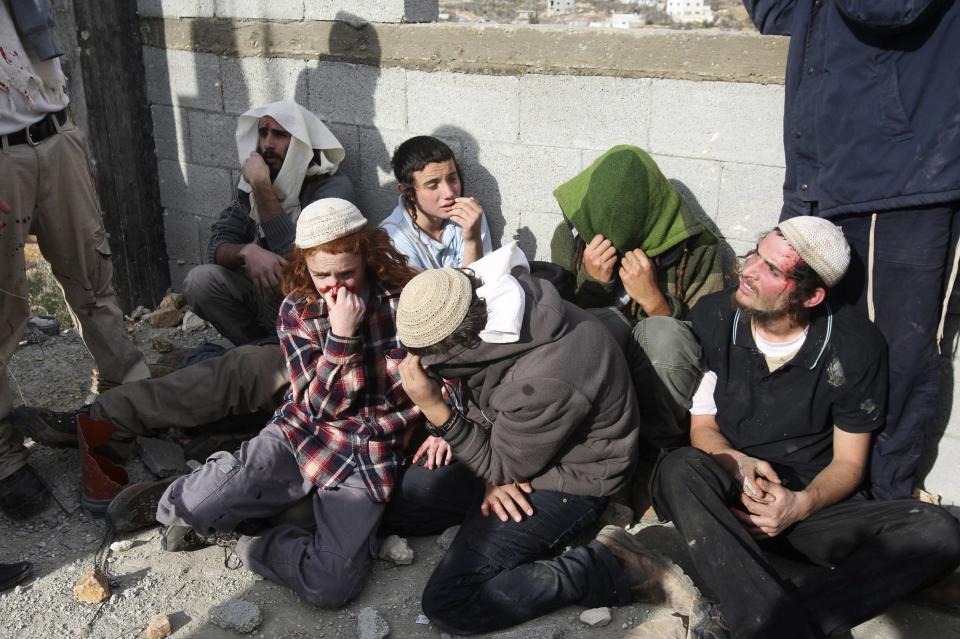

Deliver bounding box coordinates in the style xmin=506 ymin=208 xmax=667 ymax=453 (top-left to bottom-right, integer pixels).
xmin=357 ymin=607 xmax=390 ymax=639
xmin=436 ymin=525 xmax=460 ymax=549
xmin=148 ymin=307 xmax=185 ymax=329
xmin=73 ymin=570 xmax=110 ymax=604
xmin=144 ymin=613 xmax=172 ymax=639
xmin=181 ymin=311 xmax=206 ymax=332
xmin=208 ymin=599 xmax=261 ymax=634
xmin=150 ymin=336 xmax=175 ymax=353
xmin=580 ymin=607 xmax=612 ymax=627
xmin=378 ymin=535 xmax=414 ymax=565
xmin=137 ymin=436 xmax=188 ymax=477
xmin=109 ymin=540 xmax=135 ymax=553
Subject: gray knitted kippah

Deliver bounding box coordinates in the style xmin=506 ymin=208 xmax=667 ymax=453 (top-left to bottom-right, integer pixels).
xmin=397 ymin=269 xmax=472 ymax=348
xmin=778 ymin=216 xmax=850 ymax=288
xmin=295 ymin=198 xmax=367 ymax=249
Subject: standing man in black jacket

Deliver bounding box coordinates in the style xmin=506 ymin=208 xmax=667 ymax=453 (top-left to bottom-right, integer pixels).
xmin=744 ymin=0 xmax=960 ymax=499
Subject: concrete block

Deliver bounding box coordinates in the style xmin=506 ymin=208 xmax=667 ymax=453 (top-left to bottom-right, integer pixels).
xmin=715 ymin=161 xmax=785 ymax=242
xmin=168 ymin=258 xmax=198 ymax=291
xmin=652 ymin=154 xmax=723 ymax=222
xmin=406 ymin=71 xmax=519 ymax=144
xmin=163 ymin=210 xmax=202 ymax=264
xmin=649 ymin=79 xmax=784 ymax=167
xmin=213 ymin=0 xmax=304 ymax=20
xmin=304 ymin=1 xmax=438 ymax=23
xmin=326 ymin=122 xmax=361 ymax=190
xmin=308 ymin=62 xmax=406 ymax=131
xmin=221 ymin=57 xmax=309 ymax=115
xmin=515 ymin=211 xmax=564 ymax=261
xmin=356 ymin=186 xmax=400 ymax=225
xmin=187 ymin=110 xmax=238 ymax=168
xmin=151 ymin=104 xmax=189 ymax=162
xmin=136 ymin=437 xmax=189 ymax=477
xmin=469 ymin=142 xmax=580 ymax=214
xmin=358 ymin=127 xmax=408 ymax=191
xmin=143 ymin=47 xmax=223 ymax=112
xmin=157 ymin=159 xmax=234 ymax=217
xmin=519 ymin=75 xmax=651 ymax=150
xmin=137 ymin=0 xmax=215 ymax=17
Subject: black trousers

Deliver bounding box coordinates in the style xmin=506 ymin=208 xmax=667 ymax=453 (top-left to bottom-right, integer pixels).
xmin=651 ymin=447 xmax=960 ymax=639
xmin=833 ymin=204 xmax=960 ymax=499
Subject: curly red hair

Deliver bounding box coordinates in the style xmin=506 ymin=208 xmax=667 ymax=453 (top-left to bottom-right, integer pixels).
xmin=283 ymin=225 xmax=419 ymax=304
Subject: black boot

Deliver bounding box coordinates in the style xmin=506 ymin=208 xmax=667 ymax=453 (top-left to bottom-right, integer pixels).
xmin=0 ymin=466 xmax=50 ymax=520
xmin=0 ymin=561 xmax=32 ymax=590
xmin=11 ymin=405 xmax=89 ymax=448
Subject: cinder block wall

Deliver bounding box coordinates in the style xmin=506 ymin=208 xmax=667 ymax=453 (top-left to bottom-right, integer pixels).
xmin=135 ymin=2 xmax=960 ymax=503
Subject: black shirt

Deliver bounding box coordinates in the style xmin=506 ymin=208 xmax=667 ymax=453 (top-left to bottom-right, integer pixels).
xmin=688 ymin=289 xmax=888 ymax=489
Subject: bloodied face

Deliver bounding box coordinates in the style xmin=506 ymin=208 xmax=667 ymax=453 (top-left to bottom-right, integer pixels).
xmin=305 ymin=249 xmax=367 ymax=303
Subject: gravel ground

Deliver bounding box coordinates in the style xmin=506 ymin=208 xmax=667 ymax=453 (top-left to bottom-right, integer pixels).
xmin=2 ymin=322 xmax=958 ymax=638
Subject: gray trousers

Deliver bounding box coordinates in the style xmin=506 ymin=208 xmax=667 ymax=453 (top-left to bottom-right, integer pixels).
xmin=183 ymin=264 xmax=284 ymax=346
xmin=0 ymin=119 xmax=149 ymax=480
xmin=588 ymin=309 xmax=703 ymax=450
xmin=90 ymin=343 xmax=287 ymax=443
xmin=158 ymin=424 xmax=383 ymax=607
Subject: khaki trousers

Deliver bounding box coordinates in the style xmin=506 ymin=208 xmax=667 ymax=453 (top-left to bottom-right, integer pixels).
xmin=0 ymin=119 xmax=149 ymax=479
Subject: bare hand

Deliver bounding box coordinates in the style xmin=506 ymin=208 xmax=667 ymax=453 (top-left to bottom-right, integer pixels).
xmin=323 ymin=286 xmax=365 ymax=337
xmin=583 ymin=234 xmax=617 ymax=283
xmin=449 ymin=197 xmax=484 ymax=242
xmin=620 ymin=248 xmax=669 ymax=316
xmin=732 ymin=480 xmax=809 ymax=538
xmin=412 ymin=435 xmax=453 ymax=470
xmin=398 ymin=354 xmax=446 ymax=412
xmin=240 ymin=243 xmax=288 ymax=294
xmin=481 ymin=482 xmax=534 ymax=522
xmin=734 ymin=456 xmax=781 ymax=501
xmin=241 ymin=151 xmax=272 ymax=188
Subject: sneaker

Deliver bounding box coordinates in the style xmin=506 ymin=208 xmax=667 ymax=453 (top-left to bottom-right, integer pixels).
xmin=595 ymin=525 xmax=700 ymax=611
xmin=161 ymin=524 xmax=213 ymax=552
xmin=10 ymin=405 xmax=87 ymax=448
xmin=0 ymin=561 xmax=32 ymax=591
xmin=105 ymin=476 xmax=178 ymax=533
xmin=687 ymin=597 xmax=731 ymax=639
xmin=0 ymin=466 xmax=50 ymax=520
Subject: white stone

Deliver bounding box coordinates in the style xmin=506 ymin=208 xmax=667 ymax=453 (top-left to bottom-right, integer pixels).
xmin=181 ymin=310 xmax=207 ymax=332
xmin=579 ymin=607 xmax=612 ymax=627
xmin=378 ymin=534 xmax=414 ymax=565
xmin=109 ymin=540 xmax=135 ymax=553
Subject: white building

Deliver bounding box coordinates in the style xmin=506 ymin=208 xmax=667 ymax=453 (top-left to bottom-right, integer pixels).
xmin=610 ymin=13 xmax=646 ymax=28
xmin=665 ymin=0 xmax=714 ymax=23
xmin=546 ymin=0 xmax=575 ymax=17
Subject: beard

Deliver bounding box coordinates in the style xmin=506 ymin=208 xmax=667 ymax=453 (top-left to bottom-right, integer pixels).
xmin=731 ymin=286 xmax=807 ymax=326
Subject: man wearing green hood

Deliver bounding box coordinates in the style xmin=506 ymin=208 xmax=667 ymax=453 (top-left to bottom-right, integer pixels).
xmin=551 ymin=145 xmax=726 ymax=458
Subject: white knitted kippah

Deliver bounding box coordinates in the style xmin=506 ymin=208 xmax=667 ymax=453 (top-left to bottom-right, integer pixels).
xmin=397 ymin=269 xmax=473 ymax=348
xmin=778 ymin=216 xmax=850 ymax=287
xmin=294 ymin=198 xmax=367 ymax=249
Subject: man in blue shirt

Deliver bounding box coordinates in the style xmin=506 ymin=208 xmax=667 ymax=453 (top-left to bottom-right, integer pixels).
xmin=380 ymin=136 xmax=491 ymax=269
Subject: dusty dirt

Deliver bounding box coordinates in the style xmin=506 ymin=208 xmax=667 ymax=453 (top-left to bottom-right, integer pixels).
xmin=2 ymin=321 xmax=959 ymax=638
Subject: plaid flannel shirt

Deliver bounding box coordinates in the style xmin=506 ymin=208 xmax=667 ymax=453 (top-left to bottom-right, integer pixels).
xmin=269 ymin=281 xmax=419 ymax=502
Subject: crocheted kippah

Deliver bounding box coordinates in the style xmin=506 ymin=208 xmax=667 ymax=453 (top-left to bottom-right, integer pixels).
xmin=294 ymin=198 xmax=367 ymax=249
xmin=778 ymin=216 xmax=850 ymax=288
xmin=397 ymin=269 xmax=473 ymax=348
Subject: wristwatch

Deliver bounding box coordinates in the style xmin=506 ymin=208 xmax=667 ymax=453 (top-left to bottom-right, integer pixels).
xmin=425 ymin=409 xmax=460 ymax=437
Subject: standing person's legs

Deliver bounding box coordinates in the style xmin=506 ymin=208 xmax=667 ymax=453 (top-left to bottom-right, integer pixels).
xmin=182 ymin=264 xmax=282 ymax=346
xmin=834 ymin=206 xmax=957 ymax=499
xmin=421 ymin=487 xmax=630 ymax=634
xmin=29 ymin=121 xmax=149 ymax=392
xmin=157 ymin=423 xmax=383 ymax=607
xmin=780 ymin=497 xmax=960 ymax=637
xmin=0 ymin=133 xmax=46 ymax=517
xmin=650 ymin=447 xmax=818 ymax=639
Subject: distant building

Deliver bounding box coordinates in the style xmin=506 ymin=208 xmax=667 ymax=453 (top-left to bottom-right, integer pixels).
xmin=618 ymin=0 xmax=660 ymax=6
xmin=610 ymin=13 xmax=646 ymax=28
xmin=665 ymin=0 xmax=714 ymax=23
xmin=546 ymin=0 xmax=575 ymax=17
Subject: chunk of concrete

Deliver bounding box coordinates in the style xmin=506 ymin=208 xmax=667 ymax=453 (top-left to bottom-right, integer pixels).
xmin=208 ymin=599 xmax=261 ymax=634
xmin=136 ymin=437 xmax=188 ymax=477
xmin=358 ymin=607 xmax=390 ymax=639
xmin=73 ymin=570 xmax=111 ymax=604
xmin=378 ymin=534 xmax=414 ymax=565
xmin=580 ymin=607 xmax=612 ymax=627
xmin=144 ymin=613 xmax=172 ymax=639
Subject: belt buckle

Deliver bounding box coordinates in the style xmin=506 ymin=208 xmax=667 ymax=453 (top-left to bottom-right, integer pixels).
xmin=25 ymin=124 xmax=38 ymax=147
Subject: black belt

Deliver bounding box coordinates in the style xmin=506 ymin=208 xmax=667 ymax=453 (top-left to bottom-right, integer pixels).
xmin=3 ymin=109 xmax=69 ymax=147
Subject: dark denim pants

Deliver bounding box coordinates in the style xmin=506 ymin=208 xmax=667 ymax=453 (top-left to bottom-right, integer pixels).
xmin=652 ymin=447 xmax=960 ymax=639
xmin=833 ymin=204 xmax=960 ymax=499
xmin=421 ymin=487 xmax=632 ymax=635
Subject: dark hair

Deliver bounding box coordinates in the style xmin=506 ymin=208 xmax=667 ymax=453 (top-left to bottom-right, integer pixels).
xmin=391 ymin=135 xmax=465 ymax=219
xmin=736 ymin=229 xmax=826 ymax=322
xmin=283 ymin=226 xmax=418 ymax=304
xmin=406 ymin=271 xmax=487 ymax=357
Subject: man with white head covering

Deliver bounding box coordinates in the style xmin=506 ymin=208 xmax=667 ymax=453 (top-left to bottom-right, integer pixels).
xmin=183 ymin=100 xmax=355 ymax=346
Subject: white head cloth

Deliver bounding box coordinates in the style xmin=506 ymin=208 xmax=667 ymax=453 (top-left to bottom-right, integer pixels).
xmin=470 ymin=241 xmax=530 ymax=344
xmin=235 ymin=100 xmax=345 ymax=225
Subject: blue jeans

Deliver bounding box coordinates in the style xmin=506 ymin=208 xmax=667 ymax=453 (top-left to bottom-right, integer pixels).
xmin=422 ymin=488 xmax=631 ymax=635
